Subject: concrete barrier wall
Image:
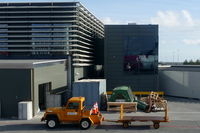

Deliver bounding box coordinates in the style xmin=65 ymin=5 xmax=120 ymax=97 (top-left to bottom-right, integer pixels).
xmin=46 ymin=92 xmax=61 ymax=108
xmin=159 ymin=70 xmax=200 ymax=99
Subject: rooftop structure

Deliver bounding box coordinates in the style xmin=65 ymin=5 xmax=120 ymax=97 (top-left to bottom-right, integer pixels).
xmin=0 ymin=59 xmax=66 ymax=68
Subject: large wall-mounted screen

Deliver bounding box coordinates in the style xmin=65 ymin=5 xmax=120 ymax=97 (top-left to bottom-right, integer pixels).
xmin=124 ymin=36 xmax=158 ymax=73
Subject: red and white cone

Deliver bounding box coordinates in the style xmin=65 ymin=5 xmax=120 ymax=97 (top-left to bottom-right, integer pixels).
xmin=92 ymin=102 xmax=99 ymax=114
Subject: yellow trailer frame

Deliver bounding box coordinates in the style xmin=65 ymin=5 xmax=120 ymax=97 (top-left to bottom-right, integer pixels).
xmin=106 ymin=101 xmax=169 ymax=129
xmin=107 ymin=91 xmax=164 ymax=96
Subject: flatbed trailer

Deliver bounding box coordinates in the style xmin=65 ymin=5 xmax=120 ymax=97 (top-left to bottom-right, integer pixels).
xmin=106 ymin=101 xmax=169 ymax=129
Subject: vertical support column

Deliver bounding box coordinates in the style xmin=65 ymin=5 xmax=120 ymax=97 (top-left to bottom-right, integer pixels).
xmin=0 ymin=101 xmax=1 ymax=118
xmin=67 ymin=55 xmax=72 ymax=97
xmin=66 ymin=54 xmax=73 ymax=101
xmin=31 ymin=69 xmax=35 ymax=117
xmin=165 ymin=101 xmax=169 ymax=121
xmin=120 ymin=104 xmax=124 ymax=120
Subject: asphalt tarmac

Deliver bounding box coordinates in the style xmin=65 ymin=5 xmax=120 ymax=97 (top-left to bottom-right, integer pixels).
xmin=1 ymin=96 xmax=200 ymax=133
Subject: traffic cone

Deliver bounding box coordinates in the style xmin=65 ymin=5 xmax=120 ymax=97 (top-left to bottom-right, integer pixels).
xmin=92 ymin=102 xmax=99 ymax=114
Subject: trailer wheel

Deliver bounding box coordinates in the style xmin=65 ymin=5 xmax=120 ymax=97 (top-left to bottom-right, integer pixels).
xmin=46 ymin=118 xmax=59 ymax=129
xmin=123 ymin=122 xmax=129 ymax=128
xmin=80 ymin=119 xmax=91 ymax=130
xmin=153 ymin=122 xmax=160 ymax=129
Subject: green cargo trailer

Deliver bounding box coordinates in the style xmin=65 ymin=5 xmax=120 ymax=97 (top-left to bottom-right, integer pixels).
xmin=109 ymin=86 xmax=134 ymax=102
xmin=109 ymin=86 xmax=149 ymax=111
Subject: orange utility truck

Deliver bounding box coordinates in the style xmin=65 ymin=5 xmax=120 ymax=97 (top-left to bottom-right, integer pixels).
xmin=41 ymin=97 xmax=104 ymax=129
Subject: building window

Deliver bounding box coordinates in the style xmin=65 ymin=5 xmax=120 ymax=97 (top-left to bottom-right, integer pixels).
xmin=32 ymin=28 xmax=51 ymax=31
xmin=53 ymin=32 xmax=67 ymax=35
xmin=32 ymin=33 xmax=51 ymax=36
xmin=0 ymin=28 xmax=8 ymax=31
xmin=0 ymin=42 xmax=8 ymax=50
xmin=32 ymin=24 xmax=52 ymax=26
xmin=0 ymin=24 xmax=7 ymax=27
xmin=0 ymin=38 xmax=7 ymax=40
xmin=53 ymin=23 xmax=70 ymax=26
xmin=53 ymin=28 xmax=66 ymax=31
xmin=0 ymin=33 xmax=8 ymax=36
xmin=53 ymin=37 xmax=67 ymax=40
xmin=32 ymin=37 xmax=52 ymax=40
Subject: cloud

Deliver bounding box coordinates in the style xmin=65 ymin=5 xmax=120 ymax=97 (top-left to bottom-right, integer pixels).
xmin=183 ymin=39 xmax=200 ymax=45
xmin=101 ymin=17 xmax=121 ymax=24
xmin=151 ymin=11 xmax=180 ymax=27
xmin=182 ymin=10 xmax=195 ymax=26
xmin=151 ymin=10 xmax=196 ymax=27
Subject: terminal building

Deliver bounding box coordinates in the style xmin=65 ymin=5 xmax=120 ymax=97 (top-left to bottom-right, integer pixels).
xmin=0 ymin=2 xmax=160 ymax=119
xmin=0 ymin=2 xmax=104 ymax=67
xmin=104 ymin=24 xmax=159 ymax=91
xmin=0 ymin=2 xmax=104 ymax=118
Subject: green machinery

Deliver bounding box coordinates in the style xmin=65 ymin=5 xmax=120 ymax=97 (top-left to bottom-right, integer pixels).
xmin=109 ymin=86 xmax=149 ymax=111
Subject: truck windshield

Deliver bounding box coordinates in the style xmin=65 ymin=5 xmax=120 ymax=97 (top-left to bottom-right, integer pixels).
xmin=68 ymin=102 xmax=79 ymax=109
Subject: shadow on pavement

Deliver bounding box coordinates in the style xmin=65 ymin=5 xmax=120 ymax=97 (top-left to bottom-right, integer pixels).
xmin=166 ymin=96 xmax=200 ymax=104
xmin=0 ymin=124 xmax=80 ymax=131
xmin=96 ymin=124 xmax=152 ymax=130
xmin=0 ymin=123 xmax=154 ymax=131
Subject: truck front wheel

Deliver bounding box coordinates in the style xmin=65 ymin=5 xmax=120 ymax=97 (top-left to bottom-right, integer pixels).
xmin=80 ymin=119 xmax=91 ymax=130
xmin=46 ymin=118 xmax=59 ymax=129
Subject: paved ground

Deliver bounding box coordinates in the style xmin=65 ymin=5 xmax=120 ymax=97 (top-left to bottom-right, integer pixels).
xmin=1 ymin=96 xmax=200 ymax=133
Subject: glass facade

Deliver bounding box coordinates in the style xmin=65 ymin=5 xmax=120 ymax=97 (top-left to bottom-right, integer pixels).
xmin=0 ymin=27 xmax=8 ymax=53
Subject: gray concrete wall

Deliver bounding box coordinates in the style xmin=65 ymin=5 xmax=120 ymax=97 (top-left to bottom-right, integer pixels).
xmin=105 ymin=25 xmax=159 ymax=91
xmin=46 ymin=92 xmax=61 ymax=108
xmin=33 ymin=63 xmax=67 ymax=115
xmin=159 ymin=70 xmax=200 ymax=99
xmin=0 ymin=69 xmax=31 ymax=118
xmin=74 ymin=67 xmax=90 ymax=81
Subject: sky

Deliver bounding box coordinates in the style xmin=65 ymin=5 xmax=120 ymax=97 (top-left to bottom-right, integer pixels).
xmin=1 ymin=0 xmax=200 ymax=62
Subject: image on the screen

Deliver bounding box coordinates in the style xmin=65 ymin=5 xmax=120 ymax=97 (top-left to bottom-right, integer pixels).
xmin=124 ymin=36 xmax=158 ymax=73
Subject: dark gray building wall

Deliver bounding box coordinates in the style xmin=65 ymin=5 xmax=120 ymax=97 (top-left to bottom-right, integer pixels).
xmin=105 ymin=25 xmax=158 ymax=91
xmin=159 ymin=67 xmax=200 ymax=99
xmin=33 ymin=63 xmax=67 ymax=115
xmin=94 ymin=38 xmax=104 ymax=65
xmin=0 ymin=69 xmax=31 ymax=118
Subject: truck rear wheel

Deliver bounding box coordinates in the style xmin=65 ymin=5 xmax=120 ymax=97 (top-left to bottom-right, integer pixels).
xmin=123 ymin=122 xmax=130 ymax=128
xmin=80 ymin=119 xmax=91 ymax=130
xmin=46 ymin=118 xmax=59 ymax=129
xmin=153 ymin=122 xmax=160 ymax=129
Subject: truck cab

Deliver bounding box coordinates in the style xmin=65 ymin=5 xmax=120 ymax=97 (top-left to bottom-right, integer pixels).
xmin=41 ymin=97 xmax=103 ymax=129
